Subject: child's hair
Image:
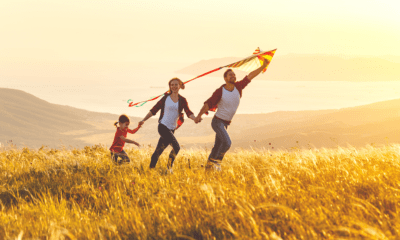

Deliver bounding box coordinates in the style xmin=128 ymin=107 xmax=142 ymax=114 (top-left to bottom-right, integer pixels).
xmin=114 ymin=114 xmax=130 ymax=128
xmin=168 ymin=77 xmax=185 ymax=93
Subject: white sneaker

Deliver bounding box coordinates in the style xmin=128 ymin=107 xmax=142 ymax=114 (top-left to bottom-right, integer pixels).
xmin=205 ymin=158 xmax=222 ymax=171
xmin=214 ymin=163 xmax=222 ymax=171
xmin=167 ymin=158 xmax=173 ymax=174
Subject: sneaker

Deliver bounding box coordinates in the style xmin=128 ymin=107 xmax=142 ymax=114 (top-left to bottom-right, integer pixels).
xmin=205 ymin=158 xmax=222 ymax=171
xmin=166 ymin=168 xmax=173 ymax=174
xmin=205 ymin=159 xmax=214 ymax=171
xmin=214 ymin=162 xmax=222 ymax=171
xmin=119 ymin=159 xmax=130 ymax=165
xmin=166 ymin=158 xmax=173 ymax=174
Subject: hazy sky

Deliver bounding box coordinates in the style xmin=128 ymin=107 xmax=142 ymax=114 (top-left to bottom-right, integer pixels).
xmin=1 ymin=0 xmax=400 ymax=64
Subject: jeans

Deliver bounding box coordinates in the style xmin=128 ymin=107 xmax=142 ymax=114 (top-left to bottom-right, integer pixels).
xmin=150 ymin=124 xmax=181 ymax=168
xmin=110 ymin=150 xmax=130 ymax=164
xmin=208 ymin=117 xmax=231 ymax=161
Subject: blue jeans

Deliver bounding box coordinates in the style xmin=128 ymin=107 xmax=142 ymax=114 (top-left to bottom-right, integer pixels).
xmin=110 ymin=150 xmax=130 ymax=165
xmin=208 ymin=117 xmax=231 ymax=161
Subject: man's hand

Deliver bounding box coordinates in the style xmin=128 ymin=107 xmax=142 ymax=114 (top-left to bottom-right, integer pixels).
xmin=262 ymin=57 xmax=270 ymax=67
xmin=248 ymin=57 xmax=270 ymax=81
xmin=195 ymin=103 xmax=209 ymax=123
xmin=194 ymin=116 xmax=202 ymax=124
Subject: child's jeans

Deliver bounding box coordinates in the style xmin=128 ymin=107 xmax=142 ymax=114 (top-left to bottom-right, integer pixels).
xmin=110 ymin=150 xmax=131 ymax=164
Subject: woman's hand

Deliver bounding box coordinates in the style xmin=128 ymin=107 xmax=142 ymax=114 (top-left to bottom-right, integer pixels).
xmin=194 ymin=116 xmax=203 ymax=124
xmin=140 ymin=111 xmax=154 ymax=126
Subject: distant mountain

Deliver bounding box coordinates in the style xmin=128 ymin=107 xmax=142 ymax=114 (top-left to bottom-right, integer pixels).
xmin=2 ymin=88 xmax=400 ymax=150
xmin=176 ymin=54 xmax=400 ymax=81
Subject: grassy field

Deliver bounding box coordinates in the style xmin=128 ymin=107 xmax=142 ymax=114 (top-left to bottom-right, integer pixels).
xmin=0 ymin=144 xmax=399 ymax=239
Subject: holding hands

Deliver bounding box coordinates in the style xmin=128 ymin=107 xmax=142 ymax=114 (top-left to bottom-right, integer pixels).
xmin=189 ymin=114 xmax=202 ymax=124
xmin=194 ymin=115 xmax=202 ymax=124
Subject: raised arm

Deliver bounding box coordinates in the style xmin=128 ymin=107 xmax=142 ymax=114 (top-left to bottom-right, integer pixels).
xmin=247 ymin=58 xmax=270 ymax=81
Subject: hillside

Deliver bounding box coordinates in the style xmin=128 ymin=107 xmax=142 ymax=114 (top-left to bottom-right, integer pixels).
xmin=176 ymin=54 xmax=400 ymax=81
xmin=0 ymin=88 xmax=143 ymax=148
xmin=228 ymin=99 xmax=400 ymax=149
xmin=2 ymin=88 xmax=400 ymax=150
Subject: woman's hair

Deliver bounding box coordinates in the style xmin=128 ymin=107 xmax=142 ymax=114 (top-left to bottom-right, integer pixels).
xmin=223 ymin=69 xmax=233 ymax=78
xmin=114 ymin=114 xmax=130 ymax=128
xmin=168 ymin=77 xmax=185 ymax=93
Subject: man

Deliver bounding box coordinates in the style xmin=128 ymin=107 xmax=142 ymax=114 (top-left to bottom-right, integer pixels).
xmin=195 ymin=58 xmax=270 ymax=170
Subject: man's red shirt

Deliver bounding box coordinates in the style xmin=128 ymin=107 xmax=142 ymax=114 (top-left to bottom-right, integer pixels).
xmin=205 ymin=76 xmax=250 ymax=114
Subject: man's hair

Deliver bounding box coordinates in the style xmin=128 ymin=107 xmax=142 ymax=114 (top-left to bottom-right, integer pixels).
xmin=168 ymin=77 xmax=185 ymax=92
xmin=223 ymin=69 xmax=233 ymax=78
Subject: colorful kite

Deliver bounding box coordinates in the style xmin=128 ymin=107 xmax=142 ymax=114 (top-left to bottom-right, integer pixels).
xmin=128 ymin=48 xmax=276 ymax=107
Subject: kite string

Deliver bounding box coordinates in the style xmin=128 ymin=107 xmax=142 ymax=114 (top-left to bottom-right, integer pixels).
xmin=128 ymin=67 xmax=223 ymax=107
xmin=128 ymin=49 xmax=276 ymax=107
xmin=183 ymin=67 xmax=222 ymax=84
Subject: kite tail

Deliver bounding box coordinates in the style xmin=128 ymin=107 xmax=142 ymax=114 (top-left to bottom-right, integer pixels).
xmin=128 ymin=92 xmax=167 ymax=107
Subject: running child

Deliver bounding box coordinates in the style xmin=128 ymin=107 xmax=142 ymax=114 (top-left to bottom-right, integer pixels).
xmin=110 ymin=114 xmax=141 ymax=165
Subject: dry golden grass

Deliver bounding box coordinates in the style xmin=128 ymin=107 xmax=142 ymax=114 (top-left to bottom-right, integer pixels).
xmin=1 ymin=144 xmax=400 ymax=239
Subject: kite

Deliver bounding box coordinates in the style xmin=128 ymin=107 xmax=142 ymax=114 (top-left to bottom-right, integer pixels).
xmin=127 ymin=48 xmax=276 ymax=107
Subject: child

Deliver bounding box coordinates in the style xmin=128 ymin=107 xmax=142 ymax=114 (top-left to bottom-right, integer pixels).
xmin=110 ymin=114 xmax=141 ymax=165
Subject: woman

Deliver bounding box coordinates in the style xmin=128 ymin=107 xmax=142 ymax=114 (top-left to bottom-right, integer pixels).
xmin=139 ymin=78 xmax=196 ymax=172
